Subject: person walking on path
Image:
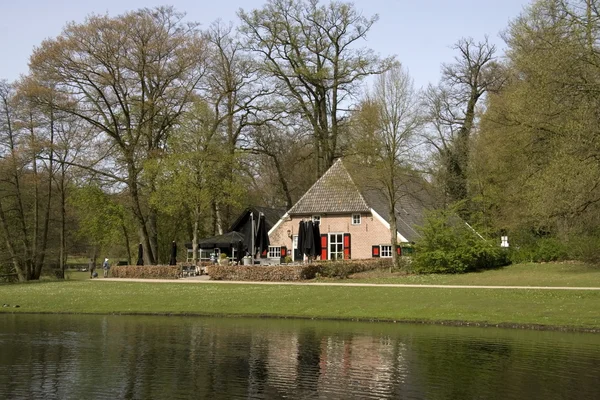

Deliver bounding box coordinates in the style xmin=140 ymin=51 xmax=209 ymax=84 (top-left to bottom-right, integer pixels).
xmin=89 ymin=258 xmax=95 ymax=279
xmin=102 ymin=258 xmax=110 ymax=278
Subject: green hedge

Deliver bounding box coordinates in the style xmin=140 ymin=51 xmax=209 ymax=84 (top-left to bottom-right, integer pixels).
xmin=208 ymin=265 xmax=321 ymax=281
xmin=111 ymin=265 xmax=182 ymax=279
xmin=208 ymin=259 xmax=392 ymax=281
xmin=314 ymin=259 xmax=393 ymax=279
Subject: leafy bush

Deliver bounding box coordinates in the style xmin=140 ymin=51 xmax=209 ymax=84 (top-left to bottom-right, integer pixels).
xmin=509 ymin=237 xmax=569 ymax=263
xmin=111 ymin=265 xmax=181 ymax=279
xmin=566 ymin=235 xmax=600 ymax=265
xmin=413 ymin=208 xmax=511 ymax=274
xmin=393 ymin=256 xmax=413 ymax=272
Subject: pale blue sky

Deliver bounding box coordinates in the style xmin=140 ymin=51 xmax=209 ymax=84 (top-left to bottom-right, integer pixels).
xmin=1 ymin=0 xmax=531 ymax=88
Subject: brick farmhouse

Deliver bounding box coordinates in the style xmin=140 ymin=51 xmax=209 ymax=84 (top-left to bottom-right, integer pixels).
xmin=268 ymin=159 xmax=433 ymax=261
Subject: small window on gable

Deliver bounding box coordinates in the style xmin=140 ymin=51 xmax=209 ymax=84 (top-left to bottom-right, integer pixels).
xmin=312 ymin=215 xmax=321 ymax=223
xmin=352 ymin=214 xmax=361 ymax=225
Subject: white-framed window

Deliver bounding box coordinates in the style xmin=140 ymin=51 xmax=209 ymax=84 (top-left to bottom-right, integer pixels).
xmin=268 ymin=246 xmax=281 ymax=258
xmin=329 ymin=233 xmax=344 ymax=260
xmin=292 ymin=235 xmax=298 ymax=261
xmin=199 ymin=249 xmax=213 ymax=261
xmin=312 ymin=215 xmax=321 ymax=223
xmin=352 ymin=214 xmax=361 ymax=225
xmin=380 ymin=245 xmax=392 ymax=258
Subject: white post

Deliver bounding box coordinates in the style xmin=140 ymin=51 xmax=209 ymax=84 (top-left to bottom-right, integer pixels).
xmin=251 ymin=212 xmax=255 ymax=265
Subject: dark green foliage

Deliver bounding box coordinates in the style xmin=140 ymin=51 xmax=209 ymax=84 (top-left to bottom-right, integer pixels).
xmin=509 ymin=237 xmax=569 ymax=264
xmin=568 ymin=236 xmax=600 ymax=265
xmin=413 ymin=208 xmax=510 ymax=274
xmin=509 ymin=234 xmax=600 ymax=265
xmin=0 ymin=264 xmax=18 ymax=283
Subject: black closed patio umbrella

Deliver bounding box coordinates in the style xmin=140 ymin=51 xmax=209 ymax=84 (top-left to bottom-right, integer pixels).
xmin=136 ymin=243 xmax=144 ymax=266
xmin=313 ymin=221 xmax=322 ymax=257
xmin=169 ymin=241 xmax=177 ymax=265
xmin=303 ymin=220 xmax=315 ymax=257
xmin=297 ymin=220 xmax=305 ymax=257
xmin=256 ymin=214 xmax=270 ymax=257
xmin=235 ymin=240 xmax=244 ymax=263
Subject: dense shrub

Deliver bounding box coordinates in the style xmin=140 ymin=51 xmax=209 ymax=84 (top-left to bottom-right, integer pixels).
xmin=0 ymin=264 xmax=18 ymax=283
xmin=393 ymin=256 xmax=413 ymax=272
xmin=208 ymin=265 xmax=321 ymax=281
xmin=315 ymin=259 xmax=393 ymax=279
xmin=568 ymin=235 xmax=600 ymax=265
xmin=509 ymin=237 xmax=569 ymax=264
xmin=111 ymin=265 xmax=181 ymax=279
xmin=413 ymin=209 xmax=511 ymax=274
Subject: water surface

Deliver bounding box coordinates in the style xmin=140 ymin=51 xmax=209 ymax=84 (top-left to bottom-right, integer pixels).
xmin=0 ymin=314 xmax=598 ymax=399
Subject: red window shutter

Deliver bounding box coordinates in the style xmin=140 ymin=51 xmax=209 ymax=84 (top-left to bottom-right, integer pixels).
xmin=396 ymin=246 xmax=402 ymax=256
xmin=321 ymin=234 xmax=328 ymax=260
xmin=281 ymin=246 xmax=287 ymax=257
xmin=343 ymin=233 xmax=351 ymax=259
xmin=372 ymin=245 xmax=380 ymax=257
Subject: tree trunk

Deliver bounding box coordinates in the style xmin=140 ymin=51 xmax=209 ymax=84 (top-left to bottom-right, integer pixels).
xmin=192 ymin=205 xmax=200 ymax=263
xmin=148 ymin=208 xmax=159 ymax=264
xmin=390 ymin=213 xmax=398 ymax=270
xmin=59 ymin=163 xmax=66 ymax=279
xmin=29 ymin=115 xmax=40 ymax=280
xmin=36 ymin=108 xmax=55 ymax=279
xmin=121 ymin=223 xmax=131 ymax=265
xmin=127 ymin=163 xmax=156 ymax=265
xmin=272 ymin=154 xmax=293 ymax=209
xmin=0 ymin=200 xmax=26 ymax=281
xmin=1 ymin=93 xmax=30 ymax=281
xmin=215 ymin=202 xmax=224 ymax=235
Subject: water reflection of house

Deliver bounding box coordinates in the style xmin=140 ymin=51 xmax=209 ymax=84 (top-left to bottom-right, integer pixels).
xmin=265 ymin=333 xmax=299 ymax=393
xmin=316 ymin=335 xmax=409 ymax=398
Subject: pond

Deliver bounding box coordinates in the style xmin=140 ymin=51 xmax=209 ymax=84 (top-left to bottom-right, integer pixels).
xmin=0 ymin=314 xmax=599 ymax=399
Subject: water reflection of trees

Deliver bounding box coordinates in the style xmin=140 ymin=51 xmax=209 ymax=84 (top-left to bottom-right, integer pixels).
xmin=1 ymin=316 xmax=600 ymax=399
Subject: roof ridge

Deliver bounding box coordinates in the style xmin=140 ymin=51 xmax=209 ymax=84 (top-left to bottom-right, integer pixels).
xmin=288 ymin=158 xmax=371 ymax=214
xmin=287 ymin=160 xmax=338 ymax=213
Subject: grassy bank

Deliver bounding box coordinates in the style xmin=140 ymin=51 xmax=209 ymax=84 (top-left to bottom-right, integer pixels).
xmin=1 ymin=279 xmax=598 ymax=331
xmin=325 ymin=262 xmax=600 ymax=287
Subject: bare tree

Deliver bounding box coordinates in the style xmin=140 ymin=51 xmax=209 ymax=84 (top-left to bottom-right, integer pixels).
xmin=201 ymin=21 xmax=272 ymax=231
xmin=29 ymin=7 xmax=207 ymax=264
xmin=423 ymin=37 xmax=505 ymax=210
xmin=239 ymin=0 xmax=395 ymax=177
xmin=350 ymin=65 xmax=421 ymax=265
xmin=0 ymin=80 xmax=30 ymax=281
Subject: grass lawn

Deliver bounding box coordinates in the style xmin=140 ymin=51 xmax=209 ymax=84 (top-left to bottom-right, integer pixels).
xmin=1 ymin=278 xmax=598 ymax=331
xmin=327 ymin=262 xmax=600 ymax=287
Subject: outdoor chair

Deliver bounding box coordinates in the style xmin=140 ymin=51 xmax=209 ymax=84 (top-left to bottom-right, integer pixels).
xmin=181 ymin=266 xmax=190 ymax=278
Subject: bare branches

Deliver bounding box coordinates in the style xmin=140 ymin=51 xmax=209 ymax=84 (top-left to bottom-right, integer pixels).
xmin=423 ymin=37 xmax=503 ymax=208
xmin=238 ymin=0 xmax=395 ymax=175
